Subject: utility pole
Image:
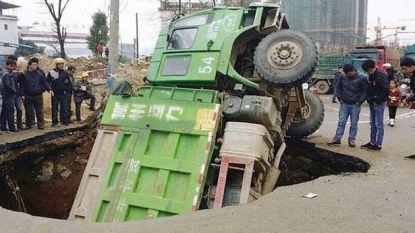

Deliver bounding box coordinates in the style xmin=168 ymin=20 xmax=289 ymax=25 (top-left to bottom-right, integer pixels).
xmin=136 ymin=12 xmax=139 ymax=58
xmin=109 ymin=0 xmax=119 ymax=74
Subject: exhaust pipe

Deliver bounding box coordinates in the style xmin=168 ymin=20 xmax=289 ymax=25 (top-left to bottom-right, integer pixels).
xmin=261 ymin=142 xmax=286 ymax=195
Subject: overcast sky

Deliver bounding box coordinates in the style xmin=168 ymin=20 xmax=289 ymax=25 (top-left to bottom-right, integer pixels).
xmin=4 ymin=0 xmax=415 ymax=50
xmin=6 ymin=0 xmax=160 ymax=54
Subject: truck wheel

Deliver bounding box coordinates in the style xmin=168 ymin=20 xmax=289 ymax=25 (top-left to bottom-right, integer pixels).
xmin=315 ymin=80 xmax=330 ymax=94
xmin=253 ymin=30 xmax=318 ymax=87
xmin=287 ymin=90 xmax=324 ymax=138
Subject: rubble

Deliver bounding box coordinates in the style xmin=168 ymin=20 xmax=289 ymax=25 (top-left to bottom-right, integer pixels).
xmin=36 ymin=162 xmax=54 ymax=182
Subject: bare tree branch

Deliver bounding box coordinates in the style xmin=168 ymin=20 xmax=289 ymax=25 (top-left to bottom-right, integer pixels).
xmin=42 ymin=0 xmax=71 ymax=58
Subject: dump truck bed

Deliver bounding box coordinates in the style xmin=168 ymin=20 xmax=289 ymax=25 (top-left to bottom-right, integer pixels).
xmin=69 ymin=87 xmax=221 ymax=221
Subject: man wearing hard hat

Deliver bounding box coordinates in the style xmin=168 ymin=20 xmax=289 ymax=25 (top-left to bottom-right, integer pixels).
xmin=46 ymin=58 xmax=72 ymax=126
xmin=73 ymin=72 xmax=96 ymax=123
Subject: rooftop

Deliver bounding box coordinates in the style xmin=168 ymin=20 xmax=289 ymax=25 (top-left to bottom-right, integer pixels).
xmin=0 ymin=1 xmax=19 ymax=10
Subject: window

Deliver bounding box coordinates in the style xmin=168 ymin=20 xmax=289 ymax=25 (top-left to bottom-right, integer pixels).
xmin=4 ymin=24 xmax=8 ymax=30
xmin=175 ymin=14 xmax=213 ymax=27
xmin=168 ymin=28 xmax=198 ymax=49
xmin=161 ymin=57 xmax=190 ymax=76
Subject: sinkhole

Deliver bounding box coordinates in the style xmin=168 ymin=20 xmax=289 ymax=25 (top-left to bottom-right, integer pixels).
xmin=0 ymin=132 xmax=370 ymax=220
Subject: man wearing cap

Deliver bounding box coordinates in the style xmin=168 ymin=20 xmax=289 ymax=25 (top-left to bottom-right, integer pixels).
xmin=328 ymin=64 xmax=368 ymax=147
xmin=47 ymin=58 xmax=71 ymax=126
xmin=73 ymin=72 xmax=96 ymax=123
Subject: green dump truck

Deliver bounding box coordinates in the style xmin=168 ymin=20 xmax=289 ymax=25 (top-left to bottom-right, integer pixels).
xmin=69 ymin=2 xmax=324 ymax=222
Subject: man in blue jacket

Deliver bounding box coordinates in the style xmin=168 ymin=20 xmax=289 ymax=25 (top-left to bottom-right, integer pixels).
xmin=360 ymin=59 xmax=389 ymax=151
xmin=0 ymin=59 xmax=17 ymax=132
xmin=328 ymin=64 xmax=368 ymax=147
xmin=19 ymin=59 xmax=53 ymax=130
xmin=47 ymin=58 xmax=71 ymax=126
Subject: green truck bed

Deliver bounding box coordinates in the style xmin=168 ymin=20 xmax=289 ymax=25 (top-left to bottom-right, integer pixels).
xmin=69 ymin=87 xmax=221 ymax=221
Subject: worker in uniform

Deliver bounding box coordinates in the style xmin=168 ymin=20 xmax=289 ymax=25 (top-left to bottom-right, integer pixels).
xmin=73 ymin=72 xmax=96 ymax=123
xmin=47 ymin=58 xmax=71 ymax=126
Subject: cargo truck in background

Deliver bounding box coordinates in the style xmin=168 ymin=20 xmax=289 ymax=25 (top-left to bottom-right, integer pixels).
xmin=403 ymin=44 xmax=415 ymax=60
xmin=69 ymin=2 xmax=325 ymax=222
xmin=311 ymin=45 xmax=401 ymax=94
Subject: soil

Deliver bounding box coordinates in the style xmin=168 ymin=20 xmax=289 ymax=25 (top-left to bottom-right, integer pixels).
xmin=0 ymin=119 xmax=97 ymax=219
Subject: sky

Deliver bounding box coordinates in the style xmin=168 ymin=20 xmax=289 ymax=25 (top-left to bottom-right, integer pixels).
xmin=366 ymin=0 xmax=415 ymax=45
xmin=5 ymin=0 xmax=161 ymax=55
xmin=4 ymin=0 xmax=415 ymax=52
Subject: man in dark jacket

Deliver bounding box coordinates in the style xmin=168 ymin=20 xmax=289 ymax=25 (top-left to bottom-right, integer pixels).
xmin=47 ymin=58 xmax=71 ymax=126
xmin=400 ymin=58 xmax=415 ymax=159
xmin=360 ymin=59 xmax=389 ymax=151
xmin=328 ymin=64 xmax=368 ymax=147
xmin=0 ymin=59 xmax=18 ymax=132
xmin=20 ymin=59 xmax=53 ymax=130
xmin=332 ymin=66 xmax=343 ymax=103
xmin=73 ymin=72 xmax=96 ymax=123
xmin=7 ymin=55 xmax=23 ymax=130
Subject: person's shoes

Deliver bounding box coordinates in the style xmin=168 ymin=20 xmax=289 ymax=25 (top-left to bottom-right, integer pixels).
xmin=62 ymin=122 xmax=69 ymax=126
xmin=360 ymin=142 xmax=373 ymax=149
xmin=332 ymin=101 xmax=338 ymax=103
xmin=404 ymin=154 xmax=415 ymax=160
xmin=348 ymin=139 xmax=356 ymax=148
xmin=366 ymin=144 xmax=382 ymax=151
xmin=89 ymin=107 xmax=96 ymax=111
xmin=23 ymin=126 xmax=32 ymax=130
xmin=38 ymin=126 xmax=45 ymax=130
xmin=390 ymin=119 xmax=395 ymax=127
xmin=51 ymin=123 xmax=58 ymax=127
xmin=327 ymin=139 xmax=341 ymax=146
xmin=8 ymin=129 xmax=19 ymax=133
xmin=17 ymin=126 xmax=23 ymax=130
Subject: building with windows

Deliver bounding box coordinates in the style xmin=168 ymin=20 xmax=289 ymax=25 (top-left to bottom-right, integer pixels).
xmin=0 ymin=0 xmax=19 ymax=61
xmin=281 ymin=0 xmax=368 ymax=53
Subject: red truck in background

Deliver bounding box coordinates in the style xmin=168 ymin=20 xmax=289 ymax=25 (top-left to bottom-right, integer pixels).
xmin=350 ymin=45 xmax=401 ymax=71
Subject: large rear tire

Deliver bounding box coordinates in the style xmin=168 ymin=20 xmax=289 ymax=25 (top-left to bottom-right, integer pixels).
xmin=287 ymin=90 xmax=324 ymax=138
xmin=253 ymin=30 xmax=318 ymax=87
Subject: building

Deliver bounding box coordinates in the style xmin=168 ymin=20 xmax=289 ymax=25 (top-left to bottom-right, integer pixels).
xmin=18 ymin=25 xmax=92 ymax=58
xmin=0 ymin=0 xmax=19 ymax=61
xmin=281 ymin=0 xmax=368 ymax=53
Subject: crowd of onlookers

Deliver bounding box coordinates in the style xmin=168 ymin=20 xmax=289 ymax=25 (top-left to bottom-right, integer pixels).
xmin=0 ymin=55 xmax=96 ymax=134
xmin=328 ymin=58 xmax=415 ymax=159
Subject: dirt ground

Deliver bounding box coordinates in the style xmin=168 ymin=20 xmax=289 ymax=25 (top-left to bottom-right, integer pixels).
xmin=0 ymin=95 xmax=414 ymax=232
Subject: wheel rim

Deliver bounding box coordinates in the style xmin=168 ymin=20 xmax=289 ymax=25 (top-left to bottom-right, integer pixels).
xmin=266 ymin=39 xmax=304 ymax=70
xmin=293 ymin=101 xmax=310 ymax=123
xmin=317 ymin=82 xmax=328 ymax=93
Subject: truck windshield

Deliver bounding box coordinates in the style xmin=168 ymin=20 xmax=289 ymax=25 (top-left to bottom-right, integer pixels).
xmin=350 ymin=51 xmax=377 ymax=60
xmin=168 ymin=28 xmax=198 ymax=49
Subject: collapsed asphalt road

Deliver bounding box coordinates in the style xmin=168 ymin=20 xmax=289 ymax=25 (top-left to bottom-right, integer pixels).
xmin=0 ymin=95 xmax=414 ymax=232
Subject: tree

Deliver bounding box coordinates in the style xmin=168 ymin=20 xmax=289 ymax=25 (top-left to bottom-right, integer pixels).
xmin=87 ymin=11 xmax=109 ymax=57
xmin=42 ymin=0 xmax=70 ymax=59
